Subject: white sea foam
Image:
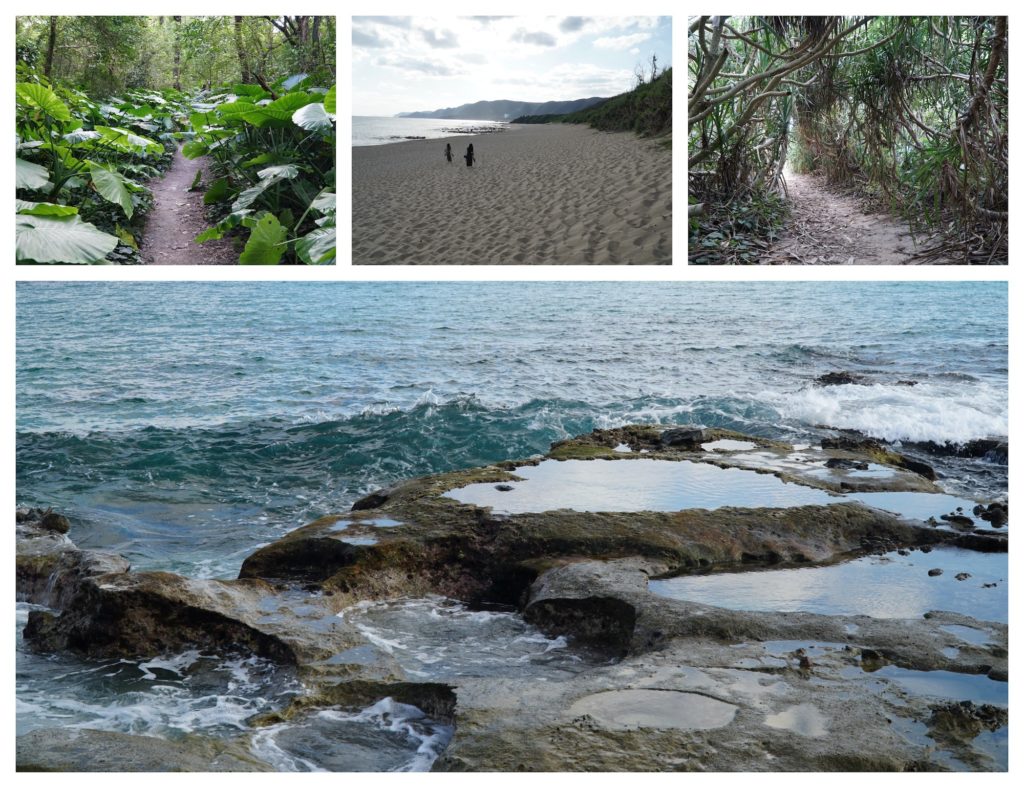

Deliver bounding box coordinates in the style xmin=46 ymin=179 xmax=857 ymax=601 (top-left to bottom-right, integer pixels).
xmin=336 ymin=596 xmax=589 ymax=680
xmin=248 ymin=698 xmax=453 ymax=772
xmin=764 ymin=382 xmax=1007 ymax=444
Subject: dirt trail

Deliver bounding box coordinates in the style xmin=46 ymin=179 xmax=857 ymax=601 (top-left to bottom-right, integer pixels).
xmin=762 ymin=172 xmax=953 ymax=265
xmin=141 ymin=146 xmax=237 ymax=265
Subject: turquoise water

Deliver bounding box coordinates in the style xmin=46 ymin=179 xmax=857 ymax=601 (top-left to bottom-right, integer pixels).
xmin=17 ymin=282 xmax=1006 ymax=578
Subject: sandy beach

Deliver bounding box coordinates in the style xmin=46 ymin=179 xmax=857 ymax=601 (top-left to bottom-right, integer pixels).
xmin=352 ymin=124 xmax=671 ymax=265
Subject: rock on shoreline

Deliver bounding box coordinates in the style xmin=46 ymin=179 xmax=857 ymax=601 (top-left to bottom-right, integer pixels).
xmin=15 ymin=427 xmax=1009 ymax=771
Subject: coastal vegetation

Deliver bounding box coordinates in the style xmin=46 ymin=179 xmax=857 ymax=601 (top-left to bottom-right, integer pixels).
xmin=513 ymin=64 xmax=672 ymax=138
xmin=689 ymin=16 xmax=1008 ymax=264
xmin=15 ymin=15 xmax=336 ymax=264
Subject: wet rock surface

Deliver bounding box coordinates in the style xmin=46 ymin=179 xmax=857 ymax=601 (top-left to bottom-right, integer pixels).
xmin=16 ymin=426 xmax=1009 ymax=771
xmin=16 ymin=728 xmax=275 ymax=772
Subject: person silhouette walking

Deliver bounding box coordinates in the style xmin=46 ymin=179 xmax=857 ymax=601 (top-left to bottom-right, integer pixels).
xmin=464 ymin=143 xmax=475 ymax=167
xmin=444 ymin=143 xmax=453 ymax=163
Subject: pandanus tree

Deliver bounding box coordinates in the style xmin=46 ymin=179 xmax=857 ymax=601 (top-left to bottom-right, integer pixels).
xmin=689 ymin=16 xmax=1008 ymax=262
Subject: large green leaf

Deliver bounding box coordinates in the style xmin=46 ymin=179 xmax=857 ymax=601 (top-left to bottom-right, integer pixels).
xmin=16 ymin=158 xmax=51 ymax=190
xmin=93 ymin=126 xmax=163 ymax=154
xmin=181 ymin=139 xmax=209 ymax=159
xmin=239 ymin=213 xmax=286 ymax=264
xmin=195 ymin=209 xmax=251 ymax=243
xmin=241 ymin=93 xmax=317 ymax=128
xmin=16 ymin=83 xmax=72 ymax=122
xmin=324 ymin=84 xmax=336 ymax=115
xmin=63 ymin=128 xmax=101 ymax=144
xmin=257 ymin=165 xmax=300 ymax=181
xmin=295 ymin=227 xmax=336 ymax=264
xmin=16 ymin=200 xmax=78 ymax=217
xmin=310 ymin=190 xmax=336 ymax=215
xmin=215 ymin=101 xmax=258 ymax=120
xmin=16 ymin=214 xmax=119 ymax=264
xmin=88 ymin=162 xmax=135 ymax=218
xmin=203 ymin=177 xmax=232 ymax=205
xmin=242 ymin=152 xmax=286 ymax=168
xmin=232 ymin=165 xmax=300 ymax=211
xmin=292 ymin=102 xmax=334 ymax=132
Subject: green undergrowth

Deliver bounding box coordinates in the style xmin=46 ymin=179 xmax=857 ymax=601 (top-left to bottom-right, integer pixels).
xmin=513 ymin=68 xmax=672 ymax=138
xmin=689 ymin=190 xmax=790 ymax=265
xmin=16 ymin=66 xmax=335 ymax=264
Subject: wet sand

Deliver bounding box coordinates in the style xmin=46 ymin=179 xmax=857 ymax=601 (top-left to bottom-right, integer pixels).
xmin=352 ymin=124 xmax=671 ymax=265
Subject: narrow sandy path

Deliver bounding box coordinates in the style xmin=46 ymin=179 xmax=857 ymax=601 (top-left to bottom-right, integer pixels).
xmin=761 ymin=172 xmax=953 ymax=265
xmin=141 ymin=146 xmax=238 ymax=265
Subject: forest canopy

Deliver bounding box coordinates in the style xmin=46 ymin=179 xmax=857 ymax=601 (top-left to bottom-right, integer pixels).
xmin=689 ymin=16 xmax=1008 ymax=263
xmin=16 ymin=16 xmax=335 ymax=96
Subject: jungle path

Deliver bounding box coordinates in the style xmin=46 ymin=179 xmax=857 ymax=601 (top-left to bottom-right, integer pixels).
xmin=141 ymin=146 xmax=237 ymax=265
xmin=762 ymin=172 xmax=953 ymax=265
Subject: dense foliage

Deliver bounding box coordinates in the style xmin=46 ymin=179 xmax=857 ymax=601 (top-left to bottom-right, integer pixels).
xmin=512 ymin=64 xmax=672 ymax=138
xmin=562 ymin=68 xmax=672 ymax=137
xmin=15 ymin=16 xmax=335 ymax=264
xmin=183 ymin=77 xmax=336 ymax=264
xmin=16 ymin=16 xmax=335 ymax=95
xmin=689 ymin=16 xmax=1008 ymax=263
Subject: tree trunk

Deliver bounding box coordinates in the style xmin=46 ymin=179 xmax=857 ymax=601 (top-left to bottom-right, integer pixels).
xmin=311 ymin=16 xmax=323 ymax=70
xmin=173 ymin=15 xmax=182 ymax=90
xmin=234 ymin=16 xmax=251 ymax=82
xmin=43 ymin=16 xmax=57 ymax=79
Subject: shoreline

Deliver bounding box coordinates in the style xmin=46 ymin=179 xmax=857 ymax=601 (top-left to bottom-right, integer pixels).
xmin=15 ymin=426 xmax=1008 ymax=771
xmin=352 ymin=123 xmax=671 ymax=265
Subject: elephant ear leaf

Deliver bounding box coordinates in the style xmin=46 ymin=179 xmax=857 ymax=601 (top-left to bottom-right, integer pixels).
xmin=16 ymin=158 xmax=51 ymax=190
xmin=16 ymin=83 xmax=72 ymax=121
xmin=239 ymin=213 xmax=287 ymax=264
xmin=292 ymin=102 xmax=333 ymax=132
xmin=16 ymin=214 xmax=119 ymax=264
xmin=88 ymin=162 xmax=135 ymax=218
xmin=323 ymin=84 xmax=336 ymax=115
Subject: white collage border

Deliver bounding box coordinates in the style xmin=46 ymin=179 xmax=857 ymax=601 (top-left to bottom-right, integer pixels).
xmin=3 ymin=2 xmax=1018 ymax=786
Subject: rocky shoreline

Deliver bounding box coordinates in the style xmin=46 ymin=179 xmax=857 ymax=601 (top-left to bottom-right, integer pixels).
xmin=16 ymin=425 xmax=1008 ymax=771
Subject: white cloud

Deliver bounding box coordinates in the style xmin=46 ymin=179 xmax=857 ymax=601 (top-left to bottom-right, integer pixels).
xmin=376 ymin=54 xmax=465 ymax=78
xmin=422 ymin=28 xmax=459 ymax=49
xmin=594 ymin=33 xmax=651 ymax=51
xmin=511 ymin=29 xmax=558 ymax=47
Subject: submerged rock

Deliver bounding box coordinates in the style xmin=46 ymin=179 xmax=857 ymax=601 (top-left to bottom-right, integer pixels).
xmin=815 ymin=371 xmax=867 ymax=386
xmin=820 ymin=436 xmax=937 ymax=480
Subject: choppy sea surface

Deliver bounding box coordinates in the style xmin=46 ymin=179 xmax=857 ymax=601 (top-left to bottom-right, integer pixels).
xmin=352 ymin=116 xmax=507 ymax=146
xmin=15 ymin=281 xmax=1008 ymax=768
xmin=17 ymin=281 xmax=1007 ymax=579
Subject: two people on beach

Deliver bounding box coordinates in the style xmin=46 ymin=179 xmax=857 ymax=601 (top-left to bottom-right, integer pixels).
xmin=444 ymin=142 xmax=475 ymax=167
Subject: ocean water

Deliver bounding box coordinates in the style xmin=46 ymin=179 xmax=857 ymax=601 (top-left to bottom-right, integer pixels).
xmin=14 ymin=281 xmax=1008 ymax=769
xmin=16 ymin=281 xmax=1007 ymax=579
xmin=352 ymin=116 xmax=507 ymax=146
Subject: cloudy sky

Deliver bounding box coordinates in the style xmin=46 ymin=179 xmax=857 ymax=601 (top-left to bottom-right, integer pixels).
xmin=352 ymin=16 xmax=672 ymax=116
